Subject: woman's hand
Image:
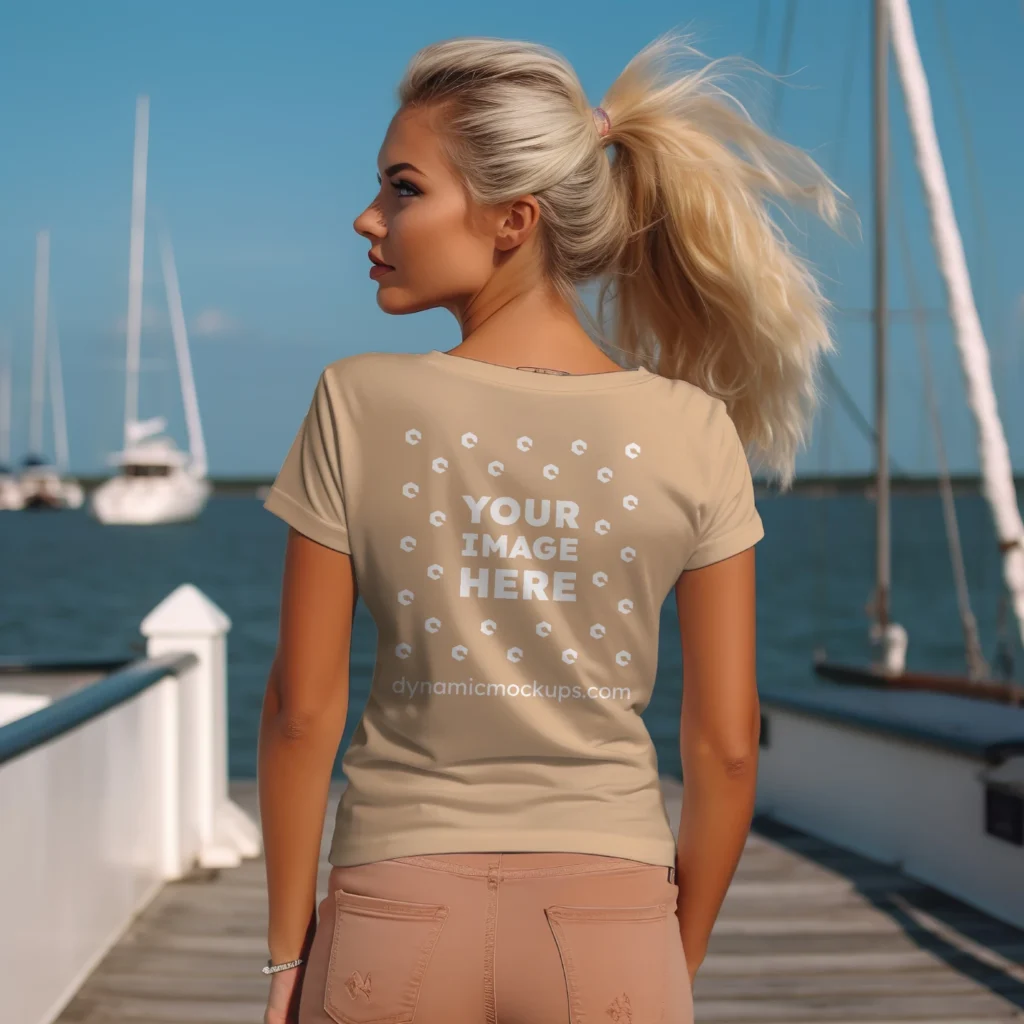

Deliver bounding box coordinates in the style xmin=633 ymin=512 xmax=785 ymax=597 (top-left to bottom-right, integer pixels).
xmin=685 ymin=944 xmax=706 ymax=987
xmin=264 ymin=964 xmax=306 ymax=1024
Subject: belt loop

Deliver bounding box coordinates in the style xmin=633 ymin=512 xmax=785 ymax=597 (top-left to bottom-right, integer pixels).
xmin=488 ymin=855 xmax=501 ymax=885
xmin=667 ymin=865 xmax=676 ymax=884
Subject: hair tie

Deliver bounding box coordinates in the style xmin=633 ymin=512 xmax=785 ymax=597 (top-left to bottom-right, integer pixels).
xmin=592 ymin=106 xmax=611 ymax=139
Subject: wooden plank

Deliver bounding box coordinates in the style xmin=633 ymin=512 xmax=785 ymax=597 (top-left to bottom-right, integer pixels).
xmin=51 ymin=777 xmax=1024 ymax=1024
xmin=692 ymin=968 xmax=1024 ymax=999
xmin=692 ymin=993 xmax=1023 ymax=1022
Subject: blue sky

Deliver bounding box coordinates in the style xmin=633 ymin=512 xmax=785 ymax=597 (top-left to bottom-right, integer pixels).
xmin=1 ymin=0 xmax=1022 ymax=477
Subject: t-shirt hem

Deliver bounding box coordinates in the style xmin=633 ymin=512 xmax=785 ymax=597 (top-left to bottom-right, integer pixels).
xmin=685 ymin=515 xmax=765 ymax=571
xmin=327 ymin=828 xmax=678 ymax=870
xmin=263 ymin=487 xmax=351 ymax=554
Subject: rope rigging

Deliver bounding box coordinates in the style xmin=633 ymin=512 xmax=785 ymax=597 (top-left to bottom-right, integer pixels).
xmin=891 ymin=143 xmax=989 ymax=681
xmin=933 ymin=0 xmax=1017 ymax=679
xmin=802 ymin=2 xmax=1006 ymax=677
xmin=751 ymin=0 xmax=771 ymax=67
xmin=771 ymin=0 xmax=799 ymax=132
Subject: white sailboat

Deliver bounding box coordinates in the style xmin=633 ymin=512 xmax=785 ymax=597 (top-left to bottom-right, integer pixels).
xmin=18 ymin=228 xmax=84 ymax=511
xmin=89 ymin=95 xmax=210 ymax=526
xmin=0 ymin=331 xmax=24 ymax=511
xmin=814 ymin=0 xmax=1024 ymax=704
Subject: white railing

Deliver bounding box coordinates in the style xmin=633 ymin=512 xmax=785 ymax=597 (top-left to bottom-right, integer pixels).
xmin=0 ymin=584 xmax=261 ymax=1024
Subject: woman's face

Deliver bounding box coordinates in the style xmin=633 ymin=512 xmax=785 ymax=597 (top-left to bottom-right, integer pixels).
xmin=353 ymin=105 xmax=518 ymax=317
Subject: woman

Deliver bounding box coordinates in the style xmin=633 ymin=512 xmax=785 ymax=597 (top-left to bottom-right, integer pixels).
xmin=259 ymin=32 xmax=841 ymax=1024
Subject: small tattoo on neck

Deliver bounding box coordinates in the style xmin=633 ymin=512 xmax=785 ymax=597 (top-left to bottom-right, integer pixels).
xmin=516 ymin=365 xmax=570 ymax=375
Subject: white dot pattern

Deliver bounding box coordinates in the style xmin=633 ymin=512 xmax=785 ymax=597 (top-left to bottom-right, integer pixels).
xmin=394 ymin=425 xmax=643 ymax=670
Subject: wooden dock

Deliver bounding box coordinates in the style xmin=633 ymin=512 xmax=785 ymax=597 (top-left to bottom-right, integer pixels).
xmin=54 ymin=776 xmax=1024 ymax=1023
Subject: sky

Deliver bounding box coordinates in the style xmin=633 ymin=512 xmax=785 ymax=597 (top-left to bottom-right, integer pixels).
xmin=1 ymin=0 xmax=1022 ymax=478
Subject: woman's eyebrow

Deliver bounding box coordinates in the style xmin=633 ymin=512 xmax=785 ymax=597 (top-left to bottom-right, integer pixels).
xmin=383 ymin=162 xmax=424 ymax=177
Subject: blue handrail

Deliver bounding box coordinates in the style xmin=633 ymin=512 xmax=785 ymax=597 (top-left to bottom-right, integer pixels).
xmin=0 ymin=655 xmax=133 ymax=674
xmin=0 ymin=652 xmax=198 ymax=767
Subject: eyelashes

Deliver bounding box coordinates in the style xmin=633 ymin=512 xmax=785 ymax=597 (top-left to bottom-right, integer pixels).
xmin=376 ymin=173 xmax=421 ymax=198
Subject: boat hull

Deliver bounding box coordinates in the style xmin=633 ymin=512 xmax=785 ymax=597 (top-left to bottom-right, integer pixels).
xmin=0 ymin=478 xmax=26 ymax=511
xmin=89 ymin=472 xmax=211 ymax=525
xmin=17 ymin=473 xmax=84 ymax=511
xmin=814 ymin=659 xmax=1024 ymax=706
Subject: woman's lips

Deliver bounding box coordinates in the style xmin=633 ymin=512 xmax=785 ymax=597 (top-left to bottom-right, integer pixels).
xmin=369 ymin=254 xmax=395 ymax=278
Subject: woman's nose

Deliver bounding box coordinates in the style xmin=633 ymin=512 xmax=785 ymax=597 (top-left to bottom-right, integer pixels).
xmin=353 ymin=198 xmax=386 ymax=240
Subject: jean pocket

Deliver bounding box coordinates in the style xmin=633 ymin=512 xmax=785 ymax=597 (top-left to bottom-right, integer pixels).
xmin=545 ymin=901 xmax=670 ymax=1024
xmin=323 ymin=885 xmax=449 ymax=1024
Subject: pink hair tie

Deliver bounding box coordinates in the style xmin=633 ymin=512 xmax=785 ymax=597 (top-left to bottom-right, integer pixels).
xmin=592 ymin=106 xmax=611 ymax=139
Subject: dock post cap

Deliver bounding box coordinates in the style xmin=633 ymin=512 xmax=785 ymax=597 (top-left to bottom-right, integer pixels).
xmin=141 ymin=583 xmax=231 ymax=637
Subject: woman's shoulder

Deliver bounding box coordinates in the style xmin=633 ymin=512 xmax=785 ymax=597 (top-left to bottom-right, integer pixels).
xmin=314 ymin=351 xmax=431 ymax=410
xmin=320 ymin=349 xmax=421 ymax=383
xmin=654 ymin=373 xmax=730 ymax=429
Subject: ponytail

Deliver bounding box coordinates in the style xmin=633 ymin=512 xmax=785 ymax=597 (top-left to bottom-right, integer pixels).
xmin=594 ymin=35 xmax=846 ymax=488
xmin=398 ymin=32 xmax=848 ymax=489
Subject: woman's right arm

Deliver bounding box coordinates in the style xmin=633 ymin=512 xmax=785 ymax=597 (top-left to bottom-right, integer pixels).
xmin=259 ymin=527 xmax=357 ymax=971
xmin=672 ymin=545 xmax=761 ymax=982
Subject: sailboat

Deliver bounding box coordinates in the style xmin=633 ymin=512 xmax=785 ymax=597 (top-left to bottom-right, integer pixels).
xmin=813 ymin=0 xmax=1024 ymax=705
xmin=18 ymin=229 xmax=85 ymax=511
xmin=0 ymin=332 xmax=24 ymax=511
xmin=89 ymin=96 xmax=210 ymax=526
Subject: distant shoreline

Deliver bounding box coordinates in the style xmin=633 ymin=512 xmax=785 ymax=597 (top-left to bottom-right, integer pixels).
xmin=62 ymin=474 xmax=1024 ymax=497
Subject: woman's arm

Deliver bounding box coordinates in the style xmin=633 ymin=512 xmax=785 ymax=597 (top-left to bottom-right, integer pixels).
xmin=672 ymin=545 xmax=760 ymax=980
xmin=258 ymin=526 xmax=357 ymax=967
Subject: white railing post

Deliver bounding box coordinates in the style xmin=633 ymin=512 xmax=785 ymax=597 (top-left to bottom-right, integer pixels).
xmin=141 ymin=584 xmax=261 ymax=869
xmin=155 ymin=672 xmax=184 ymax=880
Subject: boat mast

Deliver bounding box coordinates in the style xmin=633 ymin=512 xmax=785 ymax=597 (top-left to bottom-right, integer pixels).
xmin=888 ymin=0 xmax=1024 ymax=650
xmin=873 ymin=0 xmax=891 ymax=636
xmin=0 ymin=332 xmax=11 ymax=466
xmin=48 ymin=321 xmax=70 ymax=475
xmin=124 ymin=95 xmax=149 ymax=448
xmin=160 ymin=231 xmax=208 ymax=479
xmin=29 ymin=229 xmax=50 ymax=458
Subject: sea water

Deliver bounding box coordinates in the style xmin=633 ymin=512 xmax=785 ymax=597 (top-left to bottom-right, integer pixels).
xmin=0 ymin=489 xmax=1017 ymax=777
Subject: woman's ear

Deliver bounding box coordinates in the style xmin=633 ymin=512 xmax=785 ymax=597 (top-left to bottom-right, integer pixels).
xmin=495 ymin=194 xmax=541 ymax=252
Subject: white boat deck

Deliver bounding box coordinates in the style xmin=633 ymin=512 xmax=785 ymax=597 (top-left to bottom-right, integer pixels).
xmin=51 ymin=776 xmax=1024 ymax=1023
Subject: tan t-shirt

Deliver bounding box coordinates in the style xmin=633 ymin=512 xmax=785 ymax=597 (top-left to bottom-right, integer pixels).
xmin=264 ymin=348 xmax=764 ymax=869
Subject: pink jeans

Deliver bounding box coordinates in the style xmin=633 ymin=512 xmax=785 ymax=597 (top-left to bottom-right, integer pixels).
xmin=297 ymin=851 xmax=693 ymax=1024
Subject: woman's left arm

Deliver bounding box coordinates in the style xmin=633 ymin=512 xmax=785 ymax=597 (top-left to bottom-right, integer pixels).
xmin=673 ymin=545 xmax=760 ymax=979
xmin=258 ymin=527 xmax=356 ymax=1012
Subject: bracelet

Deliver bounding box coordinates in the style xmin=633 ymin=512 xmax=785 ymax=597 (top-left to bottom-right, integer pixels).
xmin=263 ymin=956 xmax=305 ymax=975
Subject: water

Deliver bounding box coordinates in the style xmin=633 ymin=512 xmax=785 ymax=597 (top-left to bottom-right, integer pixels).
xmin=1 ymin=490 xmax=1019 ymax=778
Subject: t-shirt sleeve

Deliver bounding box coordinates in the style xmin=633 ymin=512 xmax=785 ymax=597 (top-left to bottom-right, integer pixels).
xmin=684 ymin=401 xmax=764 ymax=571
xmin=263 ymin=370 xmax=351 ymax=554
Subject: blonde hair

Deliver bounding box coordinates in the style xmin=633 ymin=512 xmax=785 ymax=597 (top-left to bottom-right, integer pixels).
xmin=397 ymin=33 xmax=846 ymax=489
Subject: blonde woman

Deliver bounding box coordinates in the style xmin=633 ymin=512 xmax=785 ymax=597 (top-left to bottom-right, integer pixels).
xmin=259 ymin=32 xmax=841 ymax=1024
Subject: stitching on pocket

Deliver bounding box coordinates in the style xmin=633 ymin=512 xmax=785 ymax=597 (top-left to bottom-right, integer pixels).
xmin=324 ymin=886 xmax=449 ymax=1024
xmin=336 ymin=889 xmax=448 ymax=920
xmin=544 ymin=902 xmax=669 ymax=1024
xmin=547 ymin=902 xmax=668 ymax=923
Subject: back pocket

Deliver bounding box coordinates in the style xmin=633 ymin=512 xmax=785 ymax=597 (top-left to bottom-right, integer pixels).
xmin=324 ymin=885 xmax=449 ymax=1024
xmin=545 ymin=902 xmax=670 ymax=1024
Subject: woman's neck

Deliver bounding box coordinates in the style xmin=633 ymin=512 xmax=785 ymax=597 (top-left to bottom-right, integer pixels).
xmin=452 ymin=281 xmax=624 ymax=375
